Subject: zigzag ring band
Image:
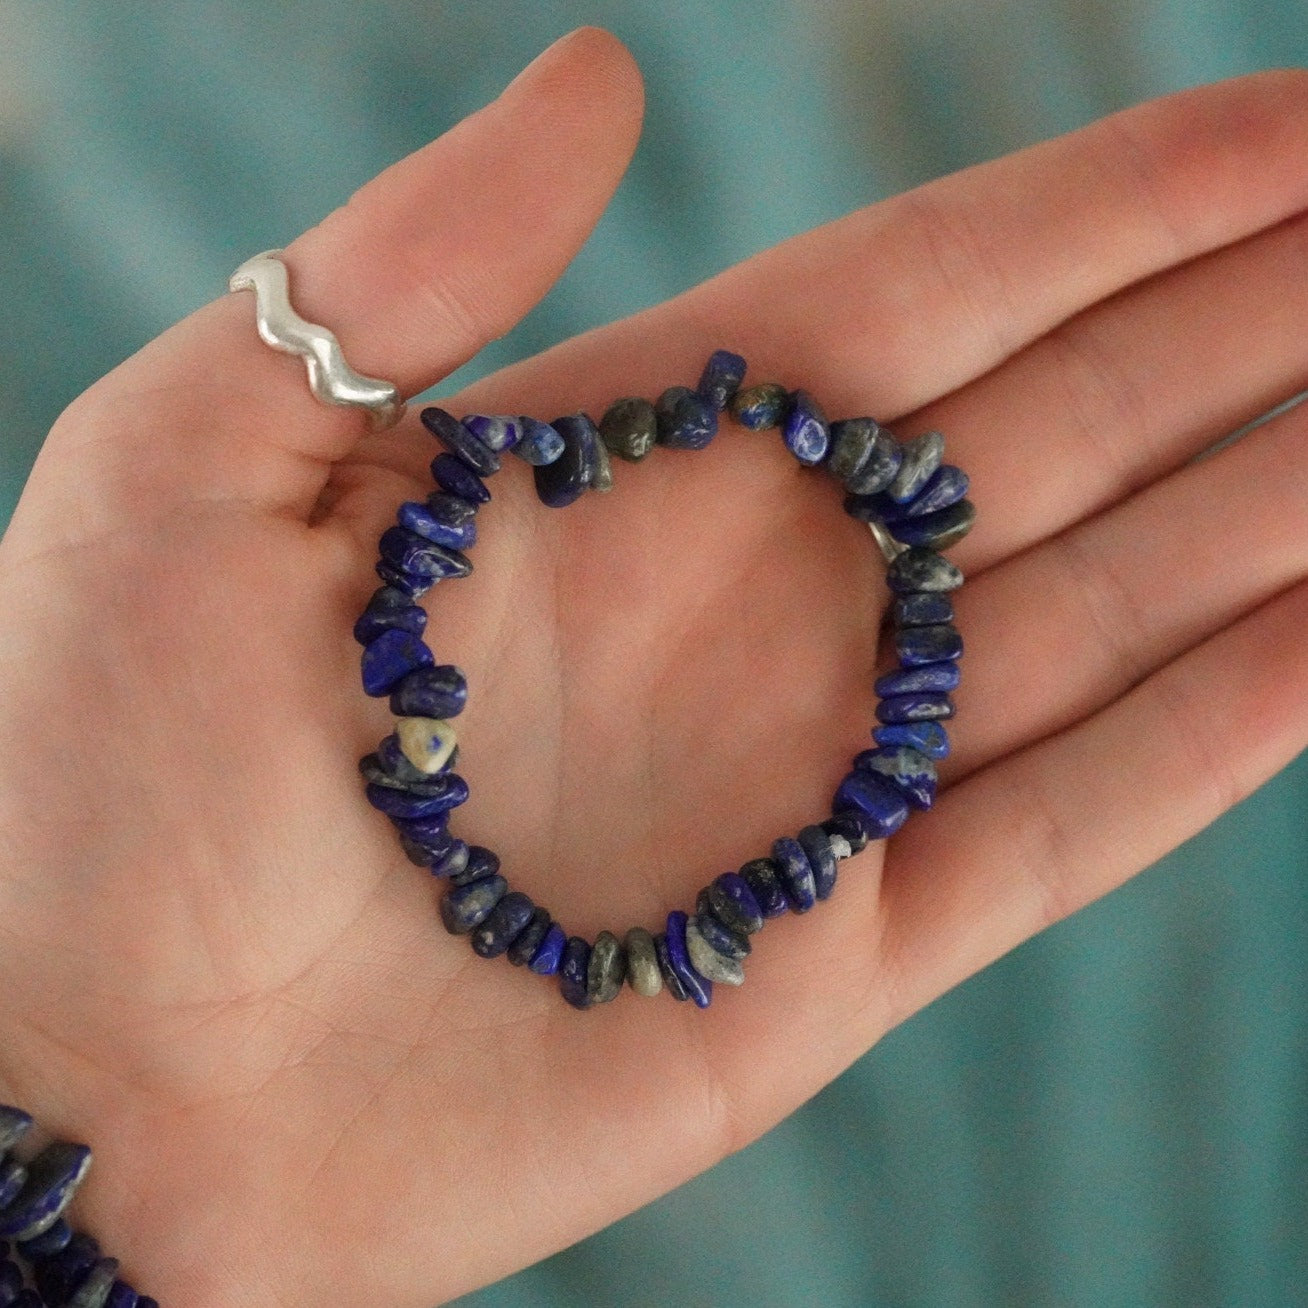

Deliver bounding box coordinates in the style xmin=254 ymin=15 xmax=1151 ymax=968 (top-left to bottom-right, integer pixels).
xmin=228 ymin=249 xmax=406 ymax=430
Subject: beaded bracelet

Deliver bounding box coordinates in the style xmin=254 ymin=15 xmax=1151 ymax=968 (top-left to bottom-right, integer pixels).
xmin=353 ymin=350 xmax=975 ymax=1009
xmin=0 ymin=1104 xmax=155 ymax=1306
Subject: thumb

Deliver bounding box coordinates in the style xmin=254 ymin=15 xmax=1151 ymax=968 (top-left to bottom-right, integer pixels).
xmin=11 ymin=26 xmax=644 ymax=536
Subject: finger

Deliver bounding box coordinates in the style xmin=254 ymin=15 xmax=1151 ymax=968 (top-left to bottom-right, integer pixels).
xmin=452 ymin=69 xmax=1308 ymax=429
xmin=876 ymin=570 xmax=1308 ymax=1033
xmin=15 ymin=27 xmax=643 ymax=530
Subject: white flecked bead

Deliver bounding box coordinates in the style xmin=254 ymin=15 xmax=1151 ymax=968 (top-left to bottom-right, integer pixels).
xmin=396 ymin=717 xmax=458 ymax=774
xmin=685 ymin=917 xmax=745 ymax=986
xmin=828 ymin=834 xmax=853 ymax=860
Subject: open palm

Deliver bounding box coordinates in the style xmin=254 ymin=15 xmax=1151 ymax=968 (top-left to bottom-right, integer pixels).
xmin=2 ymin=28 xmax=1306 ymax=1307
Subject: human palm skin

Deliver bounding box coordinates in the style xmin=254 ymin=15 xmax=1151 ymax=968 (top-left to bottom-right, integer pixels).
xmin=1 ymin=26 xmax=1307 ymax=1306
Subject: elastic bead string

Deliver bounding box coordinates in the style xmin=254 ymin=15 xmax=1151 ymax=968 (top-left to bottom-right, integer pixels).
xmin=354 ymin=350 xmax=975 ymax=1010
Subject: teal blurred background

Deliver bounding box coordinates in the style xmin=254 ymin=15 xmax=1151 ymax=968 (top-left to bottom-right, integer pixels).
xmin=2 ymin=2 xmax=1306 ymax=1303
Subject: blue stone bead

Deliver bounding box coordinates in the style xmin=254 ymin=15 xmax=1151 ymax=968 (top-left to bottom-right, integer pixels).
xmin=653 ymin=932 xmax=690 ymax=1001
xmin=17 ymin=1216 xmax=71 ymax=1258
xmin=32 ymin=1232 xmax=99 ymax=1304
xmin=895 ymin=623 xmax=964 ymax=666
xmin=876 ymin=692 xmax=954 ymax=723
xmin=391 ymin=811 xmax=450 ymax=844
xmin=68 ymin=1256 xmax=120 ymax=1308
xmin=364 ymin=775 xmax=468 ymax=820
xmin=359 ymin=752 xmax=455 ymax=796
xmin=886 ymin=548 xmax=964 ymax=594
xmin=389 ymin=663 xmax=467 ymax=719
xmin=461 ymin=414 xmax=520 ymax=453
xmin=559 ymin=937 xmax=593 ymax=1009
xmin=361 ymin=629 xmax=433 ymax=697
xmin=771 ymin=836 xmax=817 ymax=913
xmin=0 ymin=1260 xmax=20 ymax=1300
xmin=513 ymin=417 xmax=566 ymax=466
xmin=707 ymin=872 xmax=764 ymax=935
xmin=729 ymin=382 xmax=788 ymax=430
xmin=845 ymin=430 xmax=903 ymax=495
xmin=137 ymin=1299 xmax=160 ymax=1308
xmin=0 ymin=1161 xmax=24 ymax=1211
xmin=13 ymin=1292 xmax=42 ymax=1308
xmin=0 ymin=1109 xmax=31 ymax=1154
xmin=104 ymin=1282 xmax=139 ymax=1308
xmin=535 ymin=414 xmax=601 ymax=507
xmin=439 ymin=874 xmax=507 ymax=935
xmin=0 ymin=1143 xmax=92 ymax=1240
xmin=830 ymin=419 xmax=903 ymax=495
xmin=379 ymin=525 xmax=472 ymax=581
xmin=471 ymin=891 xmax=535 ymax=959
xmin=507 ymin=907 xmax=553 ymax=967
xmin=822 ymin=811 xmax=870 ymax=854
xmin=899 ymin=464 xmax=969 ymax=517
xmin=352 ymin=601 xmax=426 ymax=646
xmin=448 ymin=844 xmax=500 ymax=886
xmin=420 ymin=406 xmax=500 ymax=476
xmin=842 ymin=490 xmax=902 ymax=523
xmin=397 ymin=500 xmax=475 ymax=551
xmin=891 ymin=592 xmax=954 ymax=627
xmin=887 ymin=499 xmax=977 ymax=550
xmin=692 ymin=909 xmax=749 ymax=960
xmin=427 ymin=840 xmax=471 ymax=879
xmin=874 ymin=661 xmax=960 ymax=695
xmin=696 ymin=349 xmax=747 ymax=411
xmin=781 ymin=390 xmax=830 ymax=465
xmin=831 ymin=770 xmax=911 ymax=839
xmin=873 ymin=720 xmax=951 ymax=758
xmin=854 ymin=745 xmax=937 ymax=810
xmin=655 ymin=386 xmax=718 ymax=450
xmin=528 ymin=922 xmax=567 ymax=975
xmin=431 ymin=452 xmax=492 ymax=505
xmin=373 ymin=561 xmax=433 ymax=599
xmin=797 ymin=823 xmax=839 ymax=900
xmin=598 ymin=398 xmax=657 ymax=462
xmin=739 ymin=857 xmax=788 ymax=918
xmin=396 ymin=828 xmax=450 ymax=868
xmin=664 ymin=911 xmax=712 ymax=1007
xmin=885 ymin=430 xmax=945 ymax=503
xmin=375 ymin=733 xmax=450 ymax=783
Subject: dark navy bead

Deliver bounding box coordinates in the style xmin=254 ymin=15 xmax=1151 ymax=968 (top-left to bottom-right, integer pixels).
xmin=822 ymin=811 xmax=870 ymax=854
xmin=420 ymin=406 xmax=501 ymax=476
xmin=397 ymin=499 xmax=475 ymax=551
xmin=598 ymin=398 xmax=657 ymax=462
xmin=13 ymin=1293 xmax=43 ymax=1308
xmin=427 ymin=840 xmax=471 ymax=879
xmin=772 ymin=836 xmax=816 ymax=913
xmin=389 ymin=663 xmax=467 ymax=719
xmin=513 ymin=416 xmax=566 ymax=466
xmin=655 ymin=386 xmax=718 ymax=449
xmin=137 ymin=1299 xmax=160 ymax=1308
xmin=379 ymin=526 xmax=472 ymax=581
xmin=0 ymin=1160 xmax=24 ymax=1210
xmin=365 ymin=775 xmax=467 ymax=820
xmin=103 ymin=1283 xmax=139 ymax=1308
xmin=507 ymin=907 xmax=553 ymax=966
xmin=0 ymin=1142 xmax=92 ymax=1240
xmin=886 ymin=547 xmax=964 ymax=594
xmin=535 ymin=414 xmax=601 ymax=507
xmin=899 ymin=464 xmax=969 ymax=517
xmin=845 ymin=429 xmax=904 ymax=495
xmin=0 ymin=1109 xmax=31 ymax=1154
xmin=559 ymin=937 xmax=593 ymax=1009
xmin=842 ymin=490 xmax=903 ymax=523
xmin=888 ymin=499 xmax=977 ymax=550
xmin=855 ymin=745 xmax=937 ymax=810
xmin=352 ymin=600 xmax=426 ymax=646
xmin=451 ymin=845 xmax=500 ymax=887
xmin=692 ymin=910 xmax=750 ymax=961
xmin=696 ymin=349 xmax=747 ymax=411
xmin=390 ymin=812 xmax=450 ymax=857
xmin=373 ymin=561 xmax=433 ymax=599
xmin=664 ymin=912 xmax=712 ymax=1007
xmin=781 ymin=390 xmax=830 ymax=465
xmin=68 ymin=1257 xmax=120 ymax=1308
xmin=797 ymin=823 xmax=839 ymax=900
xmin=361 ymin=628 xmax=433 ymax=697
xmin=729 ymin=382 xmax=788 ymax=430
xmin=586 ymin=931 xmax=626 ymax=1004
xmin=895 ymin=623 xmax=964 ymax=666
xmin=876 ymin=692 xmax=954 ymax=723
xmin=589 ymin=435 xmax=614 ymax=492
xmin=874 ymin=661 xmax=960 ymax=695
xmin=528 ymin=922 xmax=567 ymax=975
xmin=891 ymin=592 xmax=954 ymax=627
xmin=873 ymin=720 xmax=950 ymax=758
xmin=739 ymin=857 xmax=788 ymax=918
xmin=470 ymin=891 xmax=535 ymax=959
xmin=431 ymin=452 xmax=491 ymax=505
xmin=829 ymin=419 xmax=901 ymax=495
xmin=461 ymin=414 xmax=520 ymax=453
xmin=439 ymin=875 xmax=507 ymax=935
xmin=373 ymin=732 xmax=456 ymax=783
xmin=17 ymin=1216 xmax=71 ymax=1258
xmin=653 ymin=932 xmax=690 ymax=1001
xmin=0 ymin=1260 xmax=20 ymax=1301
xmin=885 ymin=430 xmax=945 ymax=503
xmin=707 ymin=873 xmax=764 ymax=935
xmin=32 ymin=1232 xmax=99 ymax=1304
xmin=358 ymin=754 xmax=458 ymax=796
xmin=831 ymin=770 xmax=911 ymax=839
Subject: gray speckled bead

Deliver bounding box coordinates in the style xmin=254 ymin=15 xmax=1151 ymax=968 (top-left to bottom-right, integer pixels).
xmin=889 ymin=499 xmax=977 ymax=550
xmin=693 ymin=909 xmax=750 ymax=960
xmin=895 ymin=622 xmax=964 ymax=666
xmin=891 ymin=592 xmax=954 ymax=628
xmin=685 ymin=916 xmax=745 ymax=985
xmin=599 ymin=397 xmax=658 ymax=462
xmin=696 ymin=349 xmax=747 ymax=411
xmin=438 ymin=874 xmax=507 ymax=935
xmin=797 ymin=823 xmax=838 ymax=901
xmin=899 ymin=464 xmax=969 ymax=517
xmin=364 ymin=775 xmax=467 ymax=819
xmin=470 ymin=891 xmax=535 ymax=959
xmin=507 ymin=907 xmax=553 ymax=967
xmin=0 ymin=1143 xmax=92 ymax=1240
xmin=707 ymin=873 xmax=764 ymax=935
xmin=740 ymin=857 xmax=788 ymax=918
xmin=68 ymin=1257 xmax=120 ymax=1308
xmin=886 ymin=547 xmax=964 ymax=594
xmin=358 ymin=752 xmax=457 ymax=796
xmin=623 ymin=927 xmax=663 ymax=997
xmin=512 ymin=417 xmax=566 ymax=466
xmin=826 ymin=417 xmax=883 ymax=481
xmin=729 ymin=382 xmax=788 ymax=430
xmin=655 ymin=386 xmax=718 ymax=449
xmin=448 ymin=844 xmax=499 ymax=886
xmin=420 ymin=406 xmax=501 ymax=476
xmin=0 ymin=1107 xmax=32 ymax=1154
xmin=427 ymin=839 xmax=470 ymax=879
xmin=855 ymin=744 xmax=937 ymax=810
xmin=885 ymin=429 xmax=945 ymax=503
xmin=845 ymin=426 xmax=904 ymax=495
xmin=586 ymin=931 xmax=626 ymax=1003
xmin=589 ymin=433 xmax=614 ymax=492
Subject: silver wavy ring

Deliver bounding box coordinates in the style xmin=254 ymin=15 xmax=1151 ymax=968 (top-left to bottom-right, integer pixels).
xmin=228 ymin=249 xmax=406 ymax=430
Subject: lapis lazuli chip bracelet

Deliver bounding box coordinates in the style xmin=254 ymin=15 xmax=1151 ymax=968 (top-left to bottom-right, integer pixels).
xmin=226 ymin=249 xmax=976 ymax=1013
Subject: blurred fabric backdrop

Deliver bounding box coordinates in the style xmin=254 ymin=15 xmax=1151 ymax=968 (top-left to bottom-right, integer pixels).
xmin=1 ymin=2 xmax=1306 ymax=1304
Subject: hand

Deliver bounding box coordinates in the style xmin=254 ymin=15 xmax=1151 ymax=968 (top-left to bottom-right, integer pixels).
xmin=1 ymin=26 xmax=1306 ymax=1306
